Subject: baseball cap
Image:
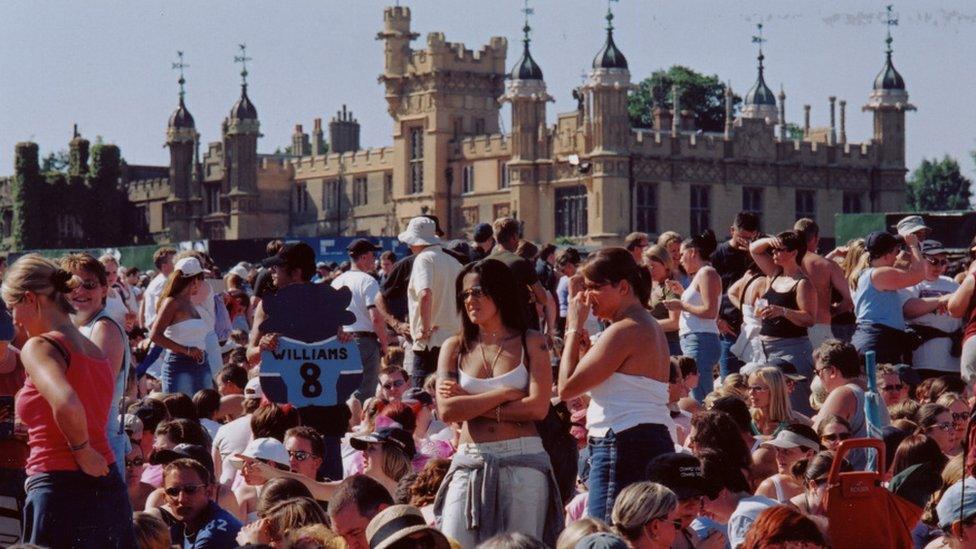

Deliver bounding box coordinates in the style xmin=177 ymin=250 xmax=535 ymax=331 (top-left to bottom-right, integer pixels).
xmin=865 ymin=230 xmax=903 ymax=257
xmin=151 ymin=443 xmax=216 ymax=476
xmin=575 ymin=533 xmax=629 ymax=549
xmin=920 ymin=239 xmax=949 ymax=256
xmin=123 ymin=414 xmax=144 ymax=440
xmin=347 ymin=238 xmax=382 ymax=256
xmin=130 ymin=402 xmax=167 ymax=433
xmin=350 ymin=427 xmax=416 ymax=459
xmin=261 ymin=242 xmax=316 ymax=273
xmin=231 ymin=437 xmax=291 ymax=470
xmin=228 ymin=265 xmax=249 ymax=279
xmin=175 ymin=257 xmax=206 ymax=277
xmin=896 ymin=215 xmax=930 ymax=237
xmin=244 ymin=377 xmax=263 ymax=400
xmin=645 ymin=452 xmax=711 ymax=500
xmin=766 ymin=358 xmax=806 ymax=382
xmin=761 ymin=429 xmax=820 ymax=451
xmin=473 ymin=223 xmax=494 ymax=244
xmin=937 ymin=477 xmax=976 ymax=529
xmin=316 ymin=261 xmax=329 ymax=269
xmin=402 ymin=388 xmax=433 ymax=407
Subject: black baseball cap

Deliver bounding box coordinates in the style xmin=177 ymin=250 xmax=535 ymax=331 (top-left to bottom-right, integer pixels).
xmin=350 ymin=427 xmax=416 ymax=459
xmin=150 ymin=443 xmax=215 ymax=476
xmin=920 ymin=240 xmax=949 ymax=256
xmin=473 ymin=223 xmax=493 ymax=243
xmin=645 ymin=452 xmax=712 ymax=500
xmin=347 ymin=238 xmax=382 ymax=256
xmin=262 ymin=242 xmax=316 ymax=273
xmin=865 ymin=230 xmax=903 ymax=257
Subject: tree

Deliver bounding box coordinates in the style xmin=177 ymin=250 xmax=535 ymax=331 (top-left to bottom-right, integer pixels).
xmin=628 ymin=65 xmax=741 ymax=133
xmin=906 ymin=156 xmax=973 ymax=212
xmin=784 ymin=123 xmax=804 ymax=140
xmin=84 ymin=143 xmax=124 ymax=245
xmin=12 ymin=142 xmax=45 ymax=250
xmin=41 ymin=149 xmax=69 ymax=173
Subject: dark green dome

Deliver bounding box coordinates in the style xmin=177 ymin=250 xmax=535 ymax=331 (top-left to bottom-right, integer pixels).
xmin=231 ymin=85 xmax=258 ymax=120
xmin=873 ymin=53 xmax=905 ymax=90
xmin=592 ymin=29 xmax=627 ymax=70
xmin=511 ymin=40 xmax=543 ymax=80
xmin=744 ymin=70 xmax=776 ymax=106
xmin=168 ymin=98 xmax=195 ymax=129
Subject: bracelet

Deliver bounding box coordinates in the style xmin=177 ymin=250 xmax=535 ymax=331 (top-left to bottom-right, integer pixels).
xmin=69 ymin=439 xmax=89 ymax=452
xmin=495 ymin=405 xmax=501 ymax=423
xmin=564 ymin=329 xmax=579 ymax=337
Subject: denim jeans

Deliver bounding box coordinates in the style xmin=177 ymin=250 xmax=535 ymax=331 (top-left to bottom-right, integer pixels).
xmin=680 ymin=332 xmax=722 ymax=402
xmin=22 ymin=465 xmax=135 ymax=548
xmin=411 ymin=346 xmax=441 ymax=389
xmin=852 ymin=323 xmax=907 ymax=364
xmin=353 ymin=336 xmax=381 ymax=401
xmin=718 ymin=332 xmax=743 ymax=378
xmin=760 ymin=336 xmax=815 ymax=416
xmin=161 ymin=350 xmax=211 ymax=396
xmin=586 ymin=423 xmax=673 ymax=522
xmin=666 ymin=334 xmax=683 ymax=357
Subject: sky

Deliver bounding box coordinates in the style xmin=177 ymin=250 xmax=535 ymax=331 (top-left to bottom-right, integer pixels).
xmin=2 ymin=1 xmax=976 ymax=184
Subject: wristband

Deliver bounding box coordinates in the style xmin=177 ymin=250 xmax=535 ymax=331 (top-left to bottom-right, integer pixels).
xmin=69 ymin=439 xmax=89 ymax=452
xmin=495 ymin=405 xmax=501 ymax=423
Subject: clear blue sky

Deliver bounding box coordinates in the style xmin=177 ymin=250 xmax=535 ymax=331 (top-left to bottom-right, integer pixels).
xmin=2 ymin=1 xmax=975 ymax=183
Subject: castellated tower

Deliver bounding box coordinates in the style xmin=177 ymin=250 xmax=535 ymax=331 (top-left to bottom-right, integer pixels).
xmin=223 ymin=45 xmax=262 ymax=237
xmin=500 ymin=15 xmax=552 ymax=241
xmin=580 ymin=6 xmax=632 ymax=243
xmin=377 ymin=5 xmax=507 ymax=229
xmin=164 ymin=58 xmax=202 ymax=240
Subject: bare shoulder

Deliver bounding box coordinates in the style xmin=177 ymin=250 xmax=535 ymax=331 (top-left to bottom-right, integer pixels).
xmin=523 ymin=329 xmax=546 ymax=349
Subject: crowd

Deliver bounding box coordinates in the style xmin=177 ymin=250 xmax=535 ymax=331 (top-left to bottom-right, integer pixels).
xmin=3 ymin=210 xmax=976 ymax=549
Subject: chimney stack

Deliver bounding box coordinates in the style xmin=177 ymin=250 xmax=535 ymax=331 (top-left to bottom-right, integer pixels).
xmin=329 ymin=105 xmax=360 ymax=154
xmin=803 ymin=104 xmax=811 ymax=137
xmin=828 ymin=96 xmax=837 ymax=145
xmin=839 ymin=100 xmax=847 ymax=145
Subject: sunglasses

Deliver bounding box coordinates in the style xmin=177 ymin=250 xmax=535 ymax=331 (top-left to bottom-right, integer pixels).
xmin=461 ymin=287 xmax=487 ymax=301
xmin=125 ymin=457 xmax=145 ymax=467
xmin=747 ymin=385 xmax=770 ymax=393
xmin=952 ymin=412 xmax=969 ymax=423
xmin=880 ymin=384 xmax=903 ymax=392
xmin=926 ymin=258 xmax=949 ymax=267
xmin=821 ymin=432 xmax=851 ymax=442
xmin=78 ymin=280 xmax=101 ymax=290
xmin=288 ymin=450 xmax=316 ymax=462
xmin=771 ymin=248 xmax=789 ymax=254
xmin=382 ymin=379 xmax=406 ymax=391
xmin=164 ymin=483 xmax=207 ymax=497
xmin=927 ymin=422 xmax=954 ymax=433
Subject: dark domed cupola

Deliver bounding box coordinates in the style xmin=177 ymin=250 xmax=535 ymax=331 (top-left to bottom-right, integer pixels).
xmin=592 ymin=8 xmax=627 ymax=70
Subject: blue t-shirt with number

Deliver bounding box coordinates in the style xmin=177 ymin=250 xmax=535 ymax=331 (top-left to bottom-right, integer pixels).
xmin=173 ymin=502 xmax=242 ymax=549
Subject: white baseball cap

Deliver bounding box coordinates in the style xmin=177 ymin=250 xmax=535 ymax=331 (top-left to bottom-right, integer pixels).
xmin=230 ymin=437 xmax=291 ymax=470
xmin=175 ymin=257 xmax=205 ymax=277
xmin=244 ymin=377 xmax=263 ymax=400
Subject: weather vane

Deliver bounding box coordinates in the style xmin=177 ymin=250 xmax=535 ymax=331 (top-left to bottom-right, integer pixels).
xmin=172 ymin=51 xmax=188 ymax=102
xmin=234 ymin=43 xmax=252 ymax=87
xmin=751 ymin=23 xmax=766 ymax=69
xmin=521 ymin=0 xmax=534 ymax=42
xmin=606 ymin=0 xmax=619 ymax=31
xmin=884 ymin=5 xmax=898 ymax=54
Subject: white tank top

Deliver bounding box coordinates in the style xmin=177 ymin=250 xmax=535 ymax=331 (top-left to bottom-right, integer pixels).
xmin=587 ymin=372 xmax=672 ymax=437
xmin=163 ymin=318 xmax=209 ymax=350
xmin=458 ymin=347 xmax=529 ymax=394
xmin=678 ymin=283 xmax=720 ymax=336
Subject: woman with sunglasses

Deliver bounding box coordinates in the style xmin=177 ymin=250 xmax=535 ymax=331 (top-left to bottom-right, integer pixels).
xmin=561 ymin=248 xmax=674 ymax=523
xmin=915 ymin=403 xmax=960 ymax=456
xmin=665 ymin=231 xmax=722 ymax=401
xmin=611 ymin=481 xmax=681 ymax=549
xmin=60 ymin=253 xmax=133 ymax=472
xmin=747 ymin=367 xmax=810 ymax=438
xmin=434 ymin=258 xmax=560 ymax=547
xmin=645 ymin=244 xmax=682 ymax=356
xmin=149 ymin=256 xmax=210 ymax=396
xmin=749 ymin=231 xmax=817 ymax=414
xmin=815 ymin=415 xmax=852 ymax=452
xmin=901 ymin=241 xmax=960 ymax=380
xmin=6 ymin=254 xmax=136 ymax=547
xmin=936 ymin=392 xmax=969 ymax=450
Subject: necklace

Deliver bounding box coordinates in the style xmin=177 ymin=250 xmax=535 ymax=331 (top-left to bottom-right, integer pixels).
xmin=478 ymin=334 xmax=506 ymax=379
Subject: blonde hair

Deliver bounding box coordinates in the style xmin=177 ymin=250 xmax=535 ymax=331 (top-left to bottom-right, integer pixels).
xmin=381 ymin=445 xmax=412 ymax=482
xmin=611 ymin=481 xmax=677 ymax=542
xmin=263 ymin=497 xmax=330 ymax=542
xmin=98 ymin=253 xmax=119 ymax=268
xmin=749 ymin=367 xmax=794 ymax=425
xmin=643 ymin=244 xmax=673 ymax=273
xmin=936 ymin=391 xmax=966 ymax=409
xmin=658 ymin=231 xmax=682 ymax=247
xmin=133 ymin=511 xmax=172 ymax=549
xmin=842 ymin=239 xmax=868 ymax=291
xmin=286 ymin=523 xmax=345 ymax=548
xmin=556 ymin=517 xmax=612 ymax=549
xmin=2 ymin=253 xmax=80 ymax=314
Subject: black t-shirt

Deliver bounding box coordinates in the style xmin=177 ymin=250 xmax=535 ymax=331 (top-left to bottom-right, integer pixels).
xmin=710 ymin=241 xmax=751 ymax=330
xmin=380 ymin=255 xmax=416 ymax=323
xmin=491 ymin=249 xmax=540 ymax=330
xmin=253 ymin=267 xmax=276 ymax=300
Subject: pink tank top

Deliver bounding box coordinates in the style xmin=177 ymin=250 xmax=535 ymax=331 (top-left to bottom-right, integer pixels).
xmin=16 ymin=332 xmax=115 ymax=475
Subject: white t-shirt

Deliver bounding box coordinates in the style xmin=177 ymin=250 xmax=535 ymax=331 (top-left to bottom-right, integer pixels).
xmin=408 ymin=246 xmax=462 ymax=350
xmin=213 ymin=414 xmax=252 ymax=485
xmin=331 ymin=270 xmax=380 ymax=333
xmin=104 ymin=292 xmax=129 ymax=327
xmin=728 ymin=495 xmax=777 ymax=548
xmin=143 ymin=273 xmax=168 ymax=328
xmin=900 ymin=276 xmax=961 ymax=373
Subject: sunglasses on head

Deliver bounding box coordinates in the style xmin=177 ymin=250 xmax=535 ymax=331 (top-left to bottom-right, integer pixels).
xmin=164 ymin=483 xmax=207 ymax=497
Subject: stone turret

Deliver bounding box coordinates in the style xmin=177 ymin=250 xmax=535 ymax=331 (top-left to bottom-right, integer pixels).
xmin=863 ymin=6 xmax=914 ymax=168
xmin=741 ymin=24 xmax=778 ymax=124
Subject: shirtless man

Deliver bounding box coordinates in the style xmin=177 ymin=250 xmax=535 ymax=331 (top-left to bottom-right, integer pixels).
xmin=794 ymin=219 xmax=853 ymax=349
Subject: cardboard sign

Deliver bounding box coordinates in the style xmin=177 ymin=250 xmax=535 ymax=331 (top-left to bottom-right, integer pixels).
xmin=260 ymin=337 xmax=362 ymax=407
xmin=258 ymin=282 xmax=360 ymax=407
